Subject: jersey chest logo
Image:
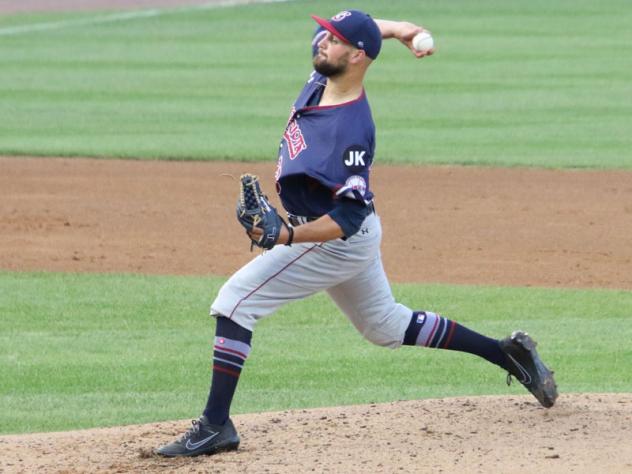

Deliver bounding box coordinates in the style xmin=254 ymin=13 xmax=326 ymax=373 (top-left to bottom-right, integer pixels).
xmin=283 ymin=118 xmax=307 ymax=160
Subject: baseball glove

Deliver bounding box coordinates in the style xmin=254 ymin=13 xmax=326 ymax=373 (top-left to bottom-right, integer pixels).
xmin=236 ymin=173 xmax=292 ymax=250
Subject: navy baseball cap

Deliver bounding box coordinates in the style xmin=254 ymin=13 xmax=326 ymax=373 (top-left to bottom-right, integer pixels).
xmin=311 ymin=10 xmax=382 ymax=60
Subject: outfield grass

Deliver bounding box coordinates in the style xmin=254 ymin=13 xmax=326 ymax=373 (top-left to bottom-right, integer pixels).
xmin=1 ymin=271 xmax=630 ymax=435
xmin=1 ymin=0 xmax=631 ymax=167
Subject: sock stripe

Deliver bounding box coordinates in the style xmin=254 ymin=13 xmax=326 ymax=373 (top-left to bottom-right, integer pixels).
xmin=214 ymin=336 xmax=251 ymax=359
xmin=402 ymin=312 xmax=507 ymax=369
xmin=213 ymin=364 xmax=240 ymax=378
xmin=442 ymin=320 xmax=457 ymax=348
xmin=214 ymin=346 xmax=248 ymax=361
xmin=213 ymin=356 xmax=244 ymax=370
xmin=429 ymin=317 xmax=443 ymax=347
xmin=422 ymin=313 xmax=441 ymax=346
xmin=432 ymin=318 xmax=449 ymax=347
xmin=408 ymin=312 xmax=453 ymax=348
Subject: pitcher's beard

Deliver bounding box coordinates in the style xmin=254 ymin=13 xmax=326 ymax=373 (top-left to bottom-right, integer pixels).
xmin=313 ymin=55 xmax=347 ymax=77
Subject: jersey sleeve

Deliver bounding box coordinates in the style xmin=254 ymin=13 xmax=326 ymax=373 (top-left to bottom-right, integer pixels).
xmin=302 ymin=118 xmax=375 ymax=204
xmin=328 ymin=197 xmax=371 ymax=237
xmin=331 ymin=127 xmax=375 ymax=203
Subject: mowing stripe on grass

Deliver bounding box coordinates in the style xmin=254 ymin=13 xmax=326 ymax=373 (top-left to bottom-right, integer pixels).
xmin=2 ymin=0 xmax=630 ymax=167
xmin=0 ymin=0 xmax=293 ymax=37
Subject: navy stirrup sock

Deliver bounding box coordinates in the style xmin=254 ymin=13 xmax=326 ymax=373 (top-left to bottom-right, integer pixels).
xmin=203 ymin=317 xmax=252 ymax=425
xmin=403 ymin=311 xmax=507 ymax=368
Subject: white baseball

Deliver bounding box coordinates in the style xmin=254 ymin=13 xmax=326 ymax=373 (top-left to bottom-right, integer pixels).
xmin=412 ymin=31 xmax=434 ymax=52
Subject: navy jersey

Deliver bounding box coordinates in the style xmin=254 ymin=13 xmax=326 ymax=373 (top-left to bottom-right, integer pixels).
xmin=275 ymin=69 xmax=376 ymax=217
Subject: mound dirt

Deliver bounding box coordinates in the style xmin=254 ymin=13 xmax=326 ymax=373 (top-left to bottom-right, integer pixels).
xmin=2 ymin=394 xmax=631 ymax=473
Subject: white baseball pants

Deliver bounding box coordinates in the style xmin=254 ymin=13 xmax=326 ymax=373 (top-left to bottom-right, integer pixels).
xmin=210 ymin=213 xmax=412 ymax=348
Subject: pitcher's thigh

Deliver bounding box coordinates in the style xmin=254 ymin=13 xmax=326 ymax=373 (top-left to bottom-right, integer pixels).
xmin=327 ymin=256 xmax=412 ymax=349
xmin=212 ymin=243 xmax=375 ymax=331
xmin=210 ymin=244 xmax=320 ymax=330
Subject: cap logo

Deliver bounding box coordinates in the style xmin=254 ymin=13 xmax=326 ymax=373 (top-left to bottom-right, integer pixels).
xmin=331 ymin=11 xmax=351 ymax=22
xmin=357 ymin=41 xmax=364 ymax=48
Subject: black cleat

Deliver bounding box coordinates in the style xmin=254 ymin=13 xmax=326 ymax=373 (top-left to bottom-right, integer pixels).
xmin=155 ymin=416 xmax=240 ymax=457
xmin=499 ymin=331 xmax=558 ymax=408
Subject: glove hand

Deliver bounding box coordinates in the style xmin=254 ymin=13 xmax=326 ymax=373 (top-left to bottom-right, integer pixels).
xmin=236 ymin=173 xmax=289 ymax=250
xmin=246 ymin=221 xmax=291 ymax=246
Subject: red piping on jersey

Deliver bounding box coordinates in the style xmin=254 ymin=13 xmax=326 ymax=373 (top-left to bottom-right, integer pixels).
xmin=302 ymin=88 xmax=366 ymax=111
xmin=228 ymin=245 xmax=319 ymax=320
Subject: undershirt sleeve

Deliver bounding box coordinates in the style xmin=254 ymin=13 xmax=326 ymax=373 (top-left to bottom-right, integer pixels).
xmin=327 ymin=197 xmax=371 ymax=238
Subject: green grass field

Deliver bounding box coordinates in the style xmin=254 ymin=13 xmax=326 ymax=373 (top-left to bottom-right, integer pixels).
xmin=1 ymin=0 xmax=631 ymax=167
xmin=1 ymin=272 xmax=631 ymax=435
xmin=1 ymin=0 xmax=631 ymax=436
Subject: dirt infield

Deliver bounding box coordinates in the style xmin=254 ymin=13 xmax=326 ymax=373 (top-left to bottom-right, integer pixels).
xmin=2 ymin=157 xmax=631 ymax=289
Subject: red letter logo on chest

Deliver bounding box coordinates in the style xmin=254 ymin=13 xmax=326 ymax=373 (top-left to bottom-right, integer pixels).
xmin=284 ymin=118 xmax=307 ymax=160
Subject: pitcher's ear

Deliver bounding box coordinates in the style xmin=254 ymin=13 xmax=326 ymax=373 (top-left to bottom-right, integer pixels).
xmin=350 ymin=48 xmax=367 ymax=64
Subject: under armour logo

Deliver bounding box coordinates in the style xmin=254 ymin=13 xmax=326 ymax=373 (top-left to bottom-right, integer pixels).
xmin=360 ymin=228 xmax=369 ymax=234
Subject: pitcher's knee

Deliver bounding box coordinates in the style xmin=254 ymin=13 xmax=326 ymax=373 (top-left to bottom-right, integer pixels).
xmin=358 ymin=303 xmax=412 ymax=349
xmin=362 ymin=326 xmax=403 ymax=349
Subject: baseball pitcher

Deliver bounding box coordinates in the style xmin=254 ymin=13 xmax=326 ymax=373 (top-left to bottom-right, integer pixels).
xmin=156 ymin=9 xmax=557 ymax=458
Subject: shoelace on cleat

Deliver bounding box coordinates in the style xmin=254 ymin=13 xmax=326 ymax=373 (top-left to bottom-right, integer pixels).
xmin=178 ymin=418 xmax=202 ymax=442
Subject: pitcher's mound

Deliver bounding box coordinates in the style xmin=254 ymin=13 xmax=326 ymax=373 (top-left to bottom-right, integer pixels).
xmin=2 ymin=393 xmax=631 ymax=473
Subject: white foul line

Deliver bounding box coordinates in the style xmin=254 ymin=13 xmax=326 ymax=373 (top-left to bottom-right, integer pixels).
xmin=0 ymin=0 xmax=293 ymax=37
